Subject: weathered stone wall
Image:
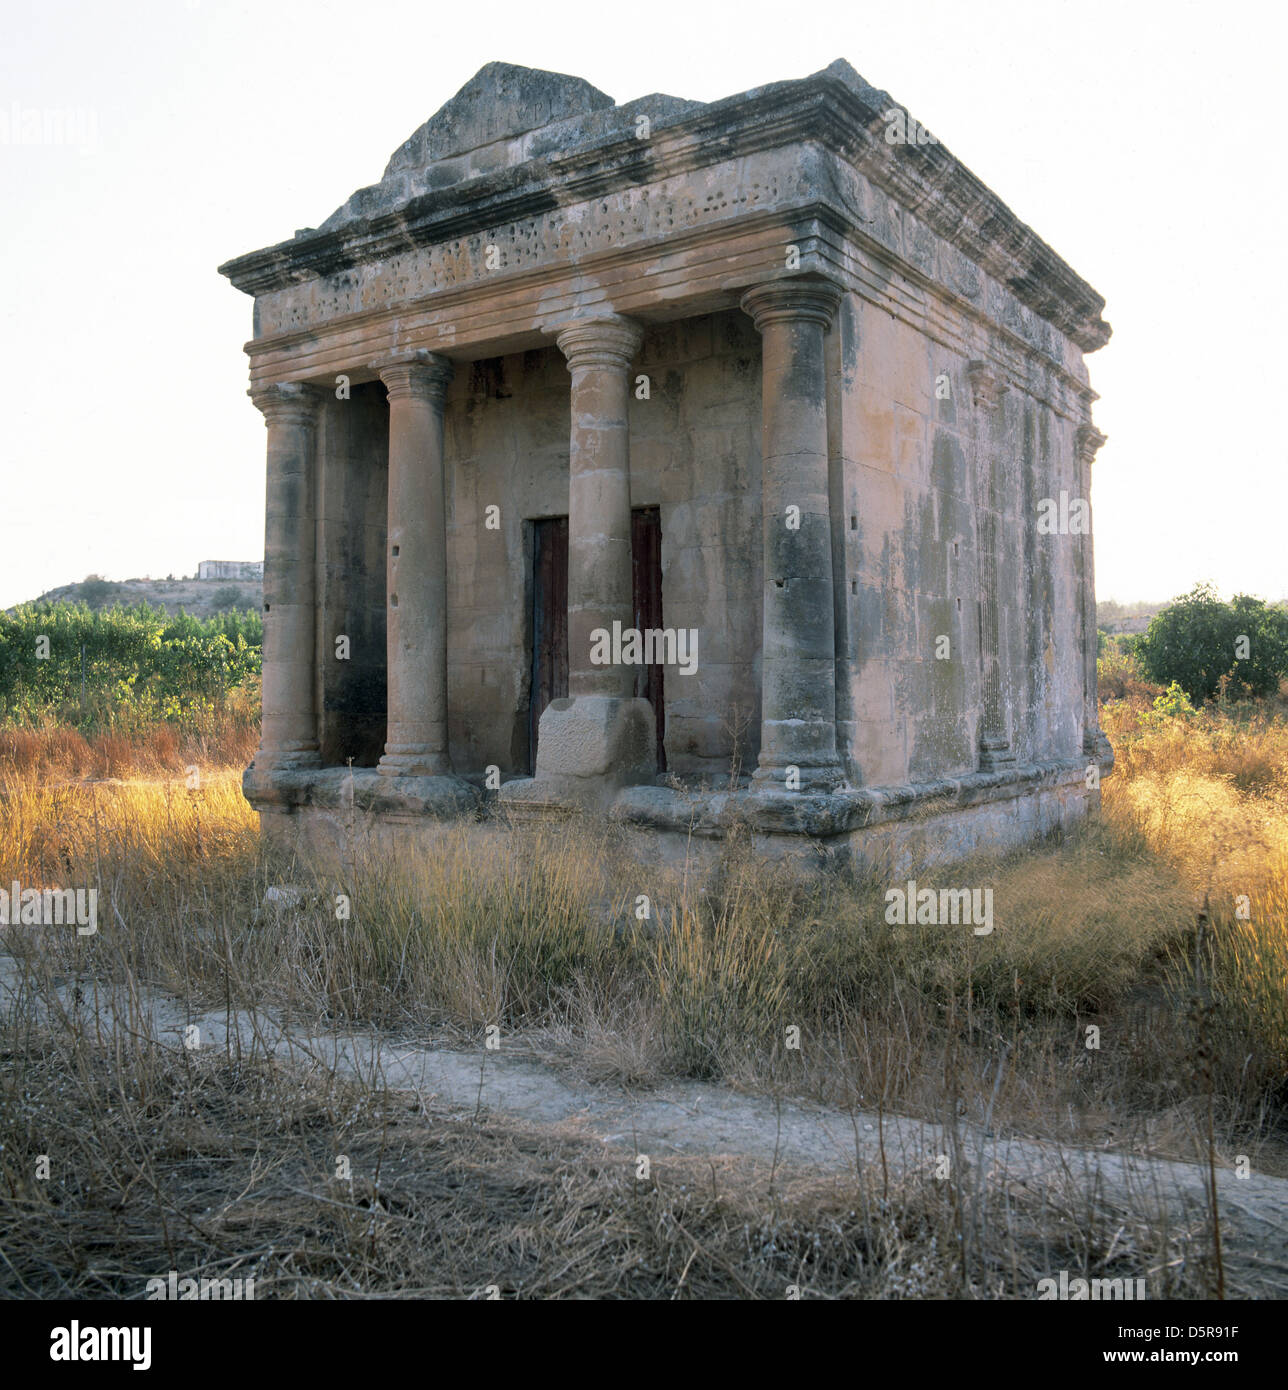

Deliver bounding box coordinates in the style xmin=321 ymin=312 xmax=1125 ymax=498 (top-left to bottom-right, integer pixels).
xmin=439 ymin=309 xmax=762 ymax=783
xmin=830 ymin=292 xmax=978 ymax=786
xmin=830 ymin=289 xmax=1087 ymax=789
xmin=305 ymin=298 xmax=1090 ymax=795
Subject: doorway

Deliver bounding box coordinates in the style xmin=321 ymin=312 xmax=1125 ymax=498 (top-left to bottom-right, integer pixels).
xmin=529 ymin=516 xmax=568 ymax=771
xmin=527 ymin=508 xmax=665 ymax=773
xmin=631 ymin=506 xmax=666 ymax=771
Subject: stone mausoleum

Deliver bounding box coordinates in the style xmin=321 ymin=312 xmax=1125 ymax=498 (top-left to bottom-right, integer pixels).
xmin=219 ymin=59 xmax=1112 ymax=872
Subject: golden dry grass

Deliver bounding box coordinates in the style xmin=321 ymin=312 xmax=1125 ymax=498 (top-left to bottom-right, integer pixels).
xmin=1100 ymin=681 xmax=1288 ymax=1101
xmin=3 ymin=690 xmax=1285 ymax=1297
xmin=2 ymin=676 xmax=1286 ymax=1173
xmin=0 ymin=692 xmax=258 ymax=787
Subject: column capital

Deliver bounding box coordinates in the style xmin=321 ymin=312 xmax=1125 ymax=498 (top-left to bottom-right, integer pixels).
xmin=739 ymin=275 xmax=844 ymax=333
xmin=1075 ymin=422 xmax=1108 ymax=465
xmin=550 ymin=314 xmax=643 ymax=371
xmin=967 ymin=359 xmax=1009 ymax=412
xmin=249 ymin=381 xmax=322 ymax=424
xmin=375 ymin=349 xmax=454 ymax=403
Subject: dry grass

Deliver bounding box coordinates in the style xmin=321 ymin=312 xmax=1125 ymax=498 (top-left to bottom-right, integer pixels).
xmin=1099 ymin=679 xmax=1288 ymax=1114
xmin=2 ymin=680 xmax=1287 ymax=1297
xmin=0 ymin=997 xmax=1207 ymax=1299
xmin=0 ymin=727 xmax=1279 ymax=1167
xmin=0 ymin=692 xmax=258 ymax=787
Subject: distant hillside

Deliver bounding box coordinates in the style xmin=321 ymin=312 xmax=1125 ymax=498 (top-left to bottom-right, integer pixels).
xmin=14 ymin=574 xmax=263 ymax=618
xmin=1097 ymin=593 xmax=1288 ymax=638
xmin=1097 ymin=599 xmax=1164 ymax=636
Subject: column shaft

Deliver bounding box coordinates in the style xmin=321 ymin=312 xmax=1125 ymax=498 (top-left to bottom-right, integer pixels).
xmin=376 ymin=351 xmax=454 ymax=777
xmin=557 ymin=317 xmax=642 ymax=699
xmin=515 ymin=313 xmax=656 ymax=799
xmin=251 ymin=382 xmax=321 ymax=770
xmin=741 ymin=278 xmax=844 ymax=790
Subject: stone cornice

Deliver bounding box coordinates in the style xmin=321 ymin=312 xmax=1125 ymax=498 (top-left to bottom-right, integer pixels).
xmin=219 ymin=66 xmax=1110 ymax=353
xmin=234 ymin=210 xmax=1098 ymax=427
xmin=237 ymin=215 xmax=1099 ymax=426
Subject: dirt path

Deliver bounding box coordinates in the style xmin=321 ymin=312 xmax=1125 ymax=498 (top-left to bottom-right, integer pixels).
xmin=4 ymin=949 xmax=1286 ymax=1294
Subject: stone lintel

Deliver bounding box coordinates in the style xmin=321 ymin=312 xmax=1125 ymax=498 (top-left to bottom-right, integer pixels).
xmin=243 ymin=216 xmax=840 ymax=388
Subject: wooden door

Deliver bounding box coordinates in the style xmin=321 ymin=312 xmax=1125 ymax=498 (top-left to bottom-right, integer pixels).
xmin=529 ymin=516 xmax=568 ymax=771
xmin=631 ymin=506 xmax=666 ymax=772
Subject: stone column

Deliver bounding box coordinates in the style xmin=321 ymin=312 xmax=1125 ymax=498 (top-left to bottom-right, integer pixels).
xmin=557 ymin=316 xmax=641 ymax=700
xmin=1076 ymin=423 xmax=1109 ymax=761
xmin=375 ymin=350 xmax=455 ymax=777
xmin=250 ymin=381 xmax=322 ymax=771
xmin=968 ymin=360 xmax=1014 ymax=772
xmin=524 ymin=314 xmax=656 ymax=798
xmin=740 ymin=277 xmax=845 ymax=791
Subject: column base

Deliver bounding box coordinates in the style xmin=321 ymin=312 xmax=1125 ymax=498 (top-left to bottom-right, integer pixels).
xmin=378 ymin=747 xmax=453 ymax=778
xmin=979 ymin=735 xmax=1016 ymax=772
xmin=1084 ymin=728 xmax=1114 ymax=770
xmin=252 ymin=747 xmax=321 ymax=773
xmin=752 ymin=759 xmax=846 ymax=793
xmin=515 ymin=694 xmax=657 ymax=806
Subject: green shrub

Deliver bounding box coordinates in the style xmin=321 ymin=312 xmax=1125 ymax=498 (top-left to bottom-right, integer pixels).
xmin=75 ymin=574 xmax=122 ymax=609
xmin=0 ymin=600 xmax=261 ymax=733
xmin=1137 ymin=583 xmax=1288 ymax=703
xmin=210 ymin=585 xmax=247 ymax=611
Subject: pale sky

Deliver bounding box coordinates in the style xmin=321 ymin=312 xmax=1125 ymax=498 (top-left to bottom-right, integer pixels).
xmin=2 ymin=0 xmax=1283 ymax=609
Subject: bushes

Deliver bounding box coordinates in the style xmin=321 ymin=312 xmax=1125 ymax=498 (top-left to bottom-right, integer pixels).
xmin=1097 ymin=637 xmax=1161 ymax=703
xmin=1137 ymin=583 xmax=1288 ymax=703
xmin=210 ymin=585 xmax=247 ymax=611
xmin=0 ymin=600 xmax=261 ymax=734
xmin=74 ymin=574 xmax=123 ymax=609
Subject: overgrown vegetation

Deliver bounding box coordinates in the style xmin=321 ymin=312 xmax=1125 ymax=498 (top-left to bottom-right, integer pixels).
xmin=0 ymin=600 xmax=261 ymax=738
xmin=1 ymin=629 xmax=1285 ymax=1296
xmin=0 ymin=1015 xmax=1206 ymax=1298
xmin=3 ymin=660 xmax=1285 ymax=1157
xmin=1099 ymin=636 xmax=1288 ymax=1107
xmin=1135 ymin=582 xmax=1288 ymax=702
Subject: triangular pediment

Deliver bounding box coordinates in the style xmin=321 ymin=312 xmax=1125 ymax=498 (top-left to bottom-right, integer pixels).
xmin=383 ymin=61 xmax=615 ymax=176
